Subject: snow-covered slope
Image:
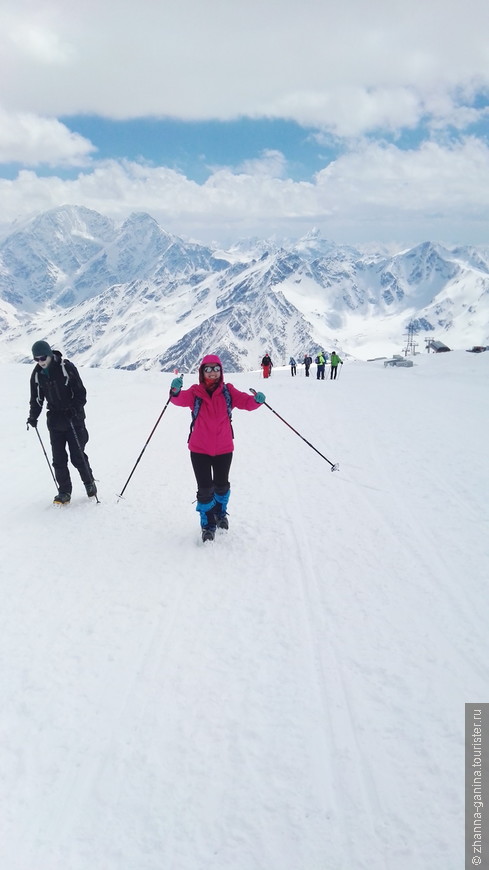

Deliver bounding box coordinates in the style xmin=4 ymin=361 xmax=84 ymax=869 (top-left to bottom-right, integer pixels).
xmin=1 ymin=351 xmax=488 ymax=869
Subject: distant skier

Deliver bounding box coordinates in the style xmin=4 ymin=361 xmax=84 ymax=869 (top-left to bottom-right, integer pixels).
xmin=261 ymin=353 xmax=273 ymax=379
xmin=303 ymin=354 xmax=312 ymax=377
xmin=169 ymin=354 xmax=265 ymax=542
xmin=289 ymin=356 xmax=297 ymax=376
xmin=315 ymin=352 xmax=326 ymax=380
xmin=26 ymin=340 xmax=97 ymax=505
xmin=330 ymin=351 xmax=343 ymax=379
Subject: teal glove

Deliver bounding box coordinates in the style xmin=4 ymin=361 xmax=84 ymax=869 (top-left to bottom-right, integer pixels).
xmin=171 ymin=376 xmax=183 ymax=394
xmin=254 ymin=391 xmax=266 ymax=404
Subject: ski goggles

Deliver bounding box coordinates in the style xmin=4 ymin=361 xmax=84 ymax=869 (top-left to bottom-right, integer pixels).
xmin=34 ymin=355 xmax=48 ymax=362
xmin=203 ymin=365 xmax=221 ymax=373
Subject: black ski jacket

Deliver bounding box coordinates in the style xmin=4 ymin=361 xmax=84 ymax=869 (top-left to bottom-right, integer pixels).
xmin=29 ymin=351 xmax=87 ymax=431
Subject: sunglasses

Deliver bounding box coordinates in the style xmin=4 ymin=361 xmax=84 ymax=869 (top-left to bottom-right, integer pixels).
xmin=203 ymin=365 xmax=221 ymax=373
xmin=34 ymin=355 xmax=48 ymax=362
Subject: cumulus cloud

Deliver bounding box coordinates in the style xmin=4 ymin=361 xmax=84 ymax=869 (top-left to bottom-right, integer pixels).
xmin=1 ymin=139 xmax=489 ymax=244
xmin=1 ymin=0 xmax=489 ymax=245
xmin=0 ymin=107 xmax=96 ymax=165
xmin=265 ymin=87 xmax=425 ymax=137
xmin=7 ymin=22 xmax=75 ymax=65
xmin=1 ymin=0 xmax=488 ymax=135
xmin=315 ymin=138 xmax=489 ymax=214
xmin=236 ymin=150 xmax=288 ymax=178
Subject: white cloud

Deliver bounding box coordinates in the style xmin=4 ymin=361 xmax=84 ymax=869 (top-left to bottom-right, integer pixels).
xmin=315 ymin=138 xmax=489 ymax=213
xmin=1 ymin=138 xmax=489 ymax=245
xmin=0 ymin=107 xmax=96 ymax=165
xmin=428 ymin=104 xmax=489 ymax=131
xmin=264 ymin=87 xmax=425 ymax=137
xmin=236 ymin=150 xmax=288 ymax=178
xmin=1 ymin=0 xmax=488 ymax=135
xmin=8 ymin=23 xmax=75 ymax=65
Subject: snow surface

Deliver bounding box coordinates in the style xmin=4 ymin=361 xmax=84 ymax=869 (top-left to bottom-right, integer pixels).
xmin=1 ymin=351 xmax=488 ymax=870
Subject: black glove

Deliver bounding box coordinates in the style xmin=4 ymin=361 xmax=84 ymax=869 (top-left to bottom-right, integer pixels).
xmin=26 ymin=417 xmax=37 ymax=428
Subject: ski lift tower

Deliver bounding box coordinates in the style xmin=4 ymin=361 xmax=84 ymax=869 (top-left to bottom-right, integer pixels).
xmin=403 ymin=322 xmax=418 ymax=357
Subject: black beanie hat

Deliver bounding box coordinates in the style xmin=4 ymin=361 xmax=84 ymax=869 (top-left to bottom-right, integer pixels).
xmin=32 ymin=340 xmax=53 ymax=358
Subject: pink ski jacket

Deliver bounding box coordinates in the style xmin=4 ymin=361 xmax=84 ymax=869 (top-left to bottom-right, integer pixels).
xmin=170 ymin=354 xmax=261 ymax=455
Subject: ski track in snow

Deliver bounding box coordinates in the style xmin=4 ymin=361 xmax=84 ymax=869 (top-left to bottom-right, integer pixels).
xmin=1 ymin=353 xmax=488 ymax=870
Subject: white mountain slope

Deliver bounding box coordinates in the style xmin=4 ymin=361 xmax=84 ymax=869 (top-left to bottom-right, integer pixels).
xmin=0 ymin=207 xmax=115 ymax=309
xmin=1 ymin=206 xmax=489 ymax=368
xmin=0 ymin=208 xmax=226 ymax=311
xmin=278 ymin=240 xmax=489 ymax=358
xmin=1 ymin=351 xmax=488 ymax=870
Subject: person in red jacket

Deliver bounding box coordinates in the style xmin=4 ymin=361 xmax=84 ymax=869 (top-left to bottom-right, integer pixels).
xmin=170 ymin=354 xmax=265 ymax=541
xmin=261 ymin=352 xmax=273 ymax=378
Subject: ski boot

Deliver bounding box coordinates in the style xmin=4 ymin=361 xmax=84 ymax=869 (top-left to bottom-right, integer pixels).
xmin=214 ymin=489 xmax=230 ymax=530
xmin=53 ymin=491 xmax=71 ymax=506
xmin=196 ymin=498 xmax=217 ymax=543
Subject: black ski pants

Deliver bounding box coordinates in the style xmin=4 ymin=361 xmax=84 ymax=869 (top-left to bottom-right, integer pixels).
xmin=330 ymin=366 xmax=338 ymax=379
xmin=190 ymin=452 xmax=232 ymax=503
xmin=50 ymin=424 xmax=93 ymax=493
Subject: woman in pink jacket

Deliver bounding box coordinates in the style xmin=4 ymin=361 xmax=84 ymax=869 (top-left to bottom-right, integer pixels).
xmin=170 ymin=354 xmax=266 ymax=541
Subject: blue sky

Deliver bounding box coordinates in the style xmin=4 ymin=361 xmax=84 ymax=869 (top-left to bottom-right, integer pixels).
xmin=56 ymin=117 xmax=336 ymax=184
xmin=1 ymin=0 xmax=489 ymax=247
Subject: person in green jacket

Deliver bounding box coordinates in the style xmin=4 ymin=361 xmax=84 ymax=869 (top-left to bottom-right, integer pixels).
xmin=330 ymin=351 xmax=343 ymax=379
xmin=316 ymin=352 xmax=326 ymax=380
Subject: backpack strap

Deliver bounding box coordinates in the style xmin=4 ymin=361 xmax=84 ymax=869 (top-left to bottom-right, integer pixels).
xmin=61 ymin=359 xmax=78 ymax=402
xmin=222 ymin=384 xmax=232 ymax=423
xmin=33 ymin=357 xmax=73 ymax=405
xmin=60 ymin=358 xmax=70 ymax=386
xmin=188 ymin=384 xmax=233 ymax=442
xmin=34 ymin=370 xmax=43 ymax=407
xmin=189 ymin=396 xmax=203 ymax=440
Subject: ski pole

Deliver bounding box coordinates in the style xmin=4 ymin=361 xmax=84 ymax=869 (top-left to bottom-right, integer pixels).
xmin=69 ymin=420 xmax=100 ymax=503
xmin=29 ymin=423 xmax=58 ymax=486
xmin=249 ymin=388 xmax=339 ymax=471
xmin=117 ymin=371 xmax=182 ymax=500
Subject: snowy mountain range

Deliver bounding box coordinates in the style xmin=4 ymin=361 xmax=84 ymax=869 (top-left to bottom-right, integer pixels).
xmin=1 ymin=205 xmax=488 ymax=369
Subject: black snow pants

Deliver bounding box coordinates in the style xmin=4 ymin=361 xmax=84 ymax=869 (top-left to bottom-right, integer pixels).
xmin=50 ymin=424 xmax=94 ymax=493
xmin=190 ymin=452 xmax=233 ymax=503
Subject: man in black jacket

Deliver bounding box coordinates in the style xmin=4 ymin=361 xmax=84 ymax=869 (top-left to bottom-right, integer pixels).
xmin=27 ymin=340 xmax=97 ymax=505
xmin=303 ymin=354 xmax=312 ymax=376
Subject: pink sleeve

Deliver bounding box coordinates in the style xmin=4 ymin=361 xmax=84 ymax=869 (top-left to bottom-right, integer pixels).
xmin=170 ymin=386 xmax=195 ymax=409
xmin=227 ymin=383 xmax=261 ymax=411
